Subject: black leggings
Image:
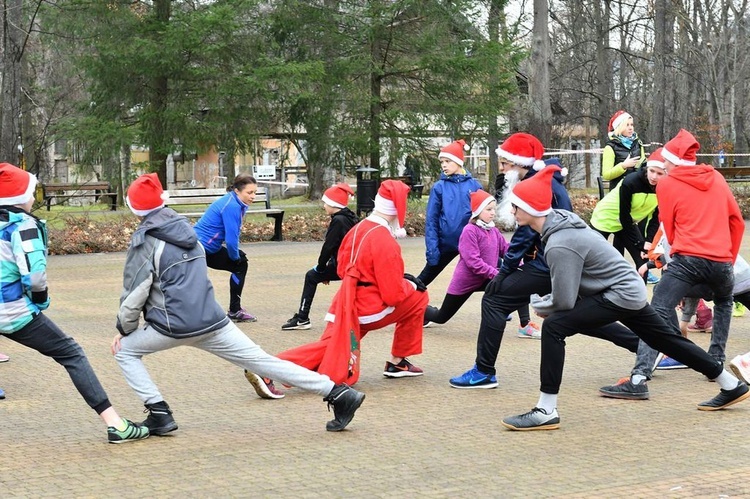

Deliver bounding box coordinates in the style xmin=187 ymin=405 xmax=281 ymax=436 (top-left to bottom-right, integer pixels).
xmin=205 ymin=247 xmax=248 ymax=312
xmin=425 ymin=281 xmax=531 ymax=326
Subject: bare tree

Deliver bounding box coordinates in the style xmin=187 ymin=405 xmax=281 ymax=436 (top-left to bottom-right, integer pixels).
xmin=527 ymin=0 xmax=551 ymax=144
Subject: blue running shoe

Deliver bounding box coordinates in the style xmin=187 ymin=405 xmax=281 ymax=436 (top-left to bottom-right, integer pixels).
xmin=646 ymin=271 xmax=660 ymax=284
xmin=656 ymin=356 xmax=687 ymax=370
xmin=0 ymin=387 xmax=4 ymax=399
xmin=449 ymin=365 xmax=498 ymax=389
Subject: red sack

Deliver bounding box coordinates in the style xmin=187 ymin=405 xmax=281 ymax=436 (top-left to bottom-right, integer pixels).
xmin=318 ymin=262 xmax=362 ymax=385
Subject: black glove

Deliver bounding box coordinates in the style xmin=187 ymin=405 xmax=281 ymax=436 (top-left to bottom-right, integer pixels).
xmin=485 ymin=272 xmax=507 ymax=296
xmin=404 ymin=273 xmax=427 ymax=292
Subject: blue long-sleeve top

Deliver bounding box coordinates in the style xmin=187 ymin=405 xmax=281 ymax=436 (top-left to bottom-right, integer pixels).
xmin=424 ymin=171 xmax=482 ymax=265
xmin=193 ymin=191 xmax=248 ymax=261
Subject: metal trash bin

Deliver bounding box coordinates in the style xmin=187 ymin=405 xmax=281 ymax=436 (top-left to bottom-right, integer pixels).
xmin=356 ymin=165 xmax=379 ymax=218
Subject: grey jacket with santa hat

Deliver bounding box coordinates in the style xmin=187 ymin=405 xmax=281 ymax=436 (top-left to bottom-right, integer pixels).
xmin=117 ymin=207 xmax=230 ymax=338
xmin=530 ymin=209 xmax=647 ymax=316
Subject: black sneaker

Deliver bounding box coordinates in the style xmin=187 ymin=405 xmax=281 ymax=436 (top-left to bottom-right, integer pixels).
xmin=697 ymin=382 xmax=750 ymax=411
xmin=323 ymin=384 xmax=365 ymax=432
xmin=141 ymin=401 xmax=178 ymax=435
xmin=281 ymin=314 xmax=311 ymax=331
xmin=599 ymin=377 xmax=650 ymax=400
xmin=501 ymin=407 xmax=560 ymax=431
xmin=383 ymin=358 xmax=424 ymax=378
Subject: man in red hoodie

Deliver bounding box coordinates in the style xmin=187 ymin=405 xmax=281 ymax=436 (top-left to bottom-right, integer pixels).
xmin=600 ymin=129 xmax=745 ymax=399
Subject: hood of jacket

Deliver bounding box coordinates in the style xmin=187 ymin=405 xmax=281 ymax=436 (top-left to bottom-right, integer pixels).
xmin=439 ymin=170 xmax=476 ymax=183
xmin=665 ymin=164 xmax=717 ymax=191
xmin=540 ymin=209 xmax=589 ymax=244
xmin=132 ymin=207 xmax=197 ymax=250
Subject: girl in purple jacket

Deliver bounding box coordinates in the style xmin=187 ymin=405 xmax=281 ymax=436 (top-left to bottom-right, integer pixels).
xmin=424 ymin=190 xmax=509 ymax=325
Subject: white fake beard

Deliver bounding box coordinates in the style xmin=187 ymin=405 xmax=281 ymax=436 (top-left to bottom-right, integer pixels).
xmin=495 ymin=169 xmax=522 ymax=230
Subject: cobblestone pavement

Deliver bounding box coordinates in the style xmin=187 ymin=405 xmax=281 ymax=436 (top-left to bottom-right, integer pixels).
xmin=2 ymin=234 xmax=750 ymax=497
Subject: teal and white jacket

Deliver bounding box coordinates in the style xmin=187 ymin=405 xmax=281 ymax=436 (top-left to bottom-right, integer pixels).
xmin=0 ymin=207 xmax=50 ymax=334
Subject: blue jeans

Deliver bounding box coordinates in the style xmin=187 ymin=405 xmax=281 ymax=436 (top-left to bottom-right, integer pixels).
xmin=632 ymin=254 xmax=734 ymax=377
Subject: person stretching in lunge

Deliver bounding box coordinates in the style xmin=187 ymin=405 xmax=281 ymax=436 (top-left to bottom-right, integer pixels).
xmin=282 ymin=183 xmax=359 ymax=330
xmin=112 ymin=174 xmax=364 ymax=434
xmin=499 ymin=165 xmax=749 ymax=431
xmin=0 ymin=163 xmax=149 ymax=443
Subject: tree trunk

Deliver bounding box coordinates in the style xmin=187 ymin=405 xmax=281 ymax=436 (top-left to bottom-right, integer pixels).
xmin=1 ymin=0 xmax=24 ymax=164
xmin=528 ymin=0 xmax=551 ymax=144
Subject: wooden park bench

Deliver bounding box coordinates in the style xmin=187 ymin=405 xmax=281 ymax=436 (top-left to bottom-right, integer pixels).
xmin=716 ymin=166 xmax=750 ymax=182
xmin=166 ymin=186 xmax=285 ymax=241
xmin=43 ymin=182 xmax=117 ymax=211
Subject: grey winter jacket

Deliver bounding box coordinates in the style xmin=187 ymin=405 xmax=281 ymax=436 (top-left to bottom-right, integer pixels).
xmin=530 ymin=209 xmax=648 ymax=316
xmin=117 ymin=207 xmax=230 ymax=337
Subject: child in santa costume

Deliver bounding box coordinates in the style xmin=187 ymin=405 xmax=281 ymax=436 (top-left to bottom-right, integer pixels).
xmin=275 ymin=180 xmax=429 ymax=383
xmin=424 ymin=190 xmax=509 ymax=326
xmin=417 ymin=139 xmax=482 ymax=286
xmin=282 ymin=183 xmax=359 ymax=331
xmin=0 ymin=163 xmax=149 ymax=442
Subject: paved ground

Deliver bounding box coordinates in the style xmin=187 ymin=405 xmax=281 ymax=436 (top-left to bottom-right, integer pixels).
xmin=2 ymin=232 xmax=750 ymax=498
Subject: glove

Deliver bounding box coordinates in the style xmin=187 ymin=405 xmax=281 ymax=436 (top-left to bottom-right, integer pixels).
xmin=404 ymin=273 xmax=427 ymax=292
xmin=238 ymin=250 xmax=248 ymax=263
xmin=484 ymin=272 xmax=507 ymax=296
xmin=230 ymin=258 xmax=247 ymax=274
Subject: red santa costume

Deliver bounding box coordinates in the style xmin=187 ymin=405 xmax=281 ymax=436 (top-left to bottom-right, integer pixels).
xmin=277 ymin=180 xmax=429 ymax=384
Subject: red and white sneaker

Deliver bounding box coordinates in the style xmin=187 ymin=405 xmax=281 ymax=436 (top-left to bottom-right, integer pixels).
xmin=383 ymin=358 xmax=424 ymax=378
xmin=244 ymin=371 xmax=285 ymax=399
xmin=730 ymin=353 xmax=750 ymax=384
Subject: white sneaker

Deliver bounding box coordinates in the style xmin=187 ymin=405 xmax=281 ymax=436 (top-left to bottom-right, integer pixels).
xmin=729 ymin=353 xmax=750 ymax=384
xmin=517 ymin=322 xmax=541 ymax=339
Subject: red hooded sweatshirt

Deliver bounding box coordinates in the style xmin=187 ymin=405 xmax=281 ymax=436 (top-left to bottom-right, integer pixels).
xmin=656 ymin=165 xmax=743 ymax=262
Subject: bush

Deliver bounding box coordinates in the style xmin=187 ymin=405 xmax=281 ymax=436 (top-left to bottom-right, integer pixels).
xmin=44 ymin=188 xmax=750 ymax=255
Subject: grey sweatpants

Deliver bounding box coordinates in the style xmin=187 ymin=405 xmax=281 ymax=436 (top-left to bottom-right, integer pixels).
xmin=115 ymin=322 xmax=335 ymax=405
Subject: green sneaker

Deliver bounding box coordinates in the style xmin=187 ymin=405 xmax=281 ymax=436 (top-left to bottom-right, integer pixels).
xmin=108 ymin=419 xmax=150 ymax=444
xmin=733 ymin=302 xmax=746 ymax=317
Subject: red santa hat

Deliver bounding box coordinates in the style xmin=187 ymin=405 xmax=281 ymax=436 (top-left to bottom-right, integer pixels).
xmin=608 ymin=110 xmax=632 ymax=133
xmin=126 ymin=173 xmax=169 ymax=216
xmin=438 ymin=139 xmax=470 ymax=166
xmin=470 ymin=190 xmax=495 ymax=219
xmin=374 ymin=179 xmax=410 ymax=237
xmin=322 ymin=183 xmax=355 ymax=209
xmin=646 ymin=147 xmax=666 ymax=170
xmin=495 ymin=133 xmax=546 ymax=171
xmin=509 ymin=165 xmax=562 ymax=217
xmin=662 ymin=129 xmax=699 ymax=166
xmin=0 ymin=163 xmax=37 ymax=206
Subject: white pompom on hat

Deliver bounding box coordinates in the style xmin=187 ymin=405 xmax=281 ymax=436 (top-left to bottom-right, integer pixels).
xmin=496 ymin=133 xmax=546 ymax=171
xmin=322 ymin=183 xmax=355 ymax=209
xmin=509 ymin=165 xmax=562 ymax=217
xmin=126 ymin=173 xmax=169 ymax=217
xmin=438 ymin=139 xmax=470 ymax=166
xmin=662 ymin=129 xmax=700 ymax=166
xmin=374 ymin=179 xmax=411 ymax=238
xmin=0 ymin=162 xmax=37 ymax=206
xmin=470 ymin=190 xmax=495 ymax=219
